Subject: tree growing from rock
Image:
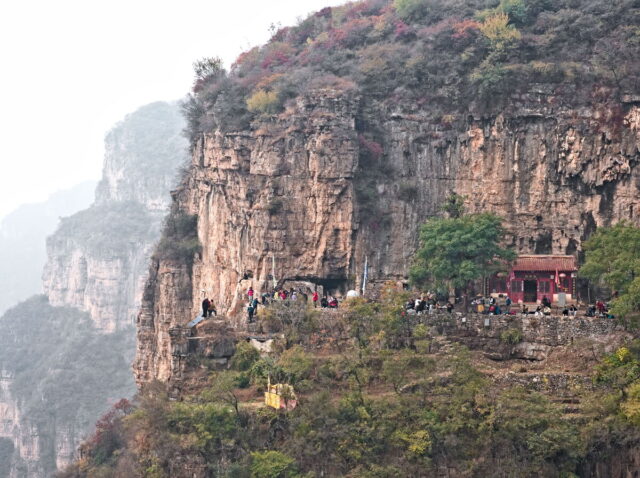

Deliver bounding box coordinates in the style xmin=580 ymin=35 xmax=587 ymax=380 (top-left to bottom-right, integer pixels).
xmin=410 ymin=204 xmax=514 ymax=294
xmin=581 ymin=222 xmax=640 ymax=319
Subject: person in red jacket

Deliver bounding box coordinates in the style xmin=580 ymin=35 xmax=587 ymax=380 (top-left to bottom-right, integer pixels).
xmin=248 ymin=287 xmax=254 ymax=299
xmin=312 ymin=291 xmax=319 ymax=307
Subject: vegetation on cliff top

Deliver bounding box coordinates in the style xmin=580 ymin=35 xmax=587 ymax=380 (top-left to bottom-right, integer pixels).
xmin=183 ymin=0 xmax=640 ymax=142
xmin=102 ymin=101 xmax=187 ymax=176
xmin=153 ymin=209 xmax=201 ymax=266
xmin=52 ymin=201 xmax=159 ymax=258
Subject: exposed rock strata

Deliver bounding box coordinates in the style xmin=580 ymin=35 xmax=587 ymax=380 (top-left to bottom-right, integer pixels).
xmin=43 ymin=238 xmax=155 ymax=332
xmin=0 ymin=371 xmax=48 ymax=478
xmin=43 ymin=101 xmax=187 ymax=332
xmin=136 ymin=87 xmax=640 ymax=386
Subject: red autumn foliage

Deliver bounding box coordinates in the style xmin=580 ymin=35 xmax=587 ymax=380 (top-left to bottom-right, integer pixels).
xmin=332 ymin=17 xmax=374 ymax=48
xmin=231 ymin=47 xmax=260 ymax=72
xmin=261 ymin=51 xmax=290 ymax=69
xmin=345 ymin=2 xmax=371 ymax=20
xmin=395 ymin=20 xmax=413 ymax=38
xmin=359 ymin=135 xmax=384 ymax=160
xmin=451 ymin=19 xmax=481 ymax=40
xmin=83 ymin=398 xmax=133 ymax=456
xmin=270 ymin=26 xmax=291 ymax=43
xmin=345 ymin=0 xmax=387 ymax=19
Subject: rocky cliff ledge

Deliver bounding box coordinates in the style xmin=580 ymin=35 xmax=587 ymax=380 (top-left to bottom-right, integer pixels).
xmin=135 ymin=86 xmax=640 ymax=386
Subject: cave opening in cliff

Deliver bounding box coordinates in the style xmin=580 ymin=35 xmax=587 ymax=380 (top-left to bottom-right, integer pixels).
xmin=312 ymin=278 xmax=349 ymax=297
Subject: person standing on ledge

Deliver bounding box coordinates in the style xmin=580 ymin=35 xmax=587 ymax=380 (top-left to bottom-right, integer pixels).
xmin=202 ymin=297 xmax=210 ymax=318
xmin=247 ymin=302 xmax=255 ymax=323
xmin=248 ymin=286 xmax=254 ymax=300
xmin=208 ymin=300 xmax=217 ymax=317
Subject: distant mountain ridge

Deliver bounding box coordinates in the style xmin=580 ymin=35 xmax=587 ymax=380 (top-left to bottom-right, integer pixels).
xmin=0 ymin=100 xmax=188 ymax=477
xmin=0 ymin=181 xmax=96 ymax=315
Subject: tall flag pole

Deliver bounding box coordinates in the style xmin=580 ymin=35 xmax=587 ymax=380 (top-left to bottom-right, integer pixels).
xmin=272 ymin=254 xmax=277 ymax=289
xmin=362 ymin=256 xmax=368 ymax=296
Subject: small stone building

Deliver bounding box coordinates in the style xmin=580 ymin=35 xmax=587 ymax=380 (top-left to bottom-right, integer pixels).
xmin=488 ymin=255 xmax=578 ymax=304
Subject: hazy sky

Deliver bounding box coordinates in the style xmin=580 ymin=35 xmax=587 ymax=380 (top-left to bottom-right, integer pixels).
xmin=0 ymin=0 xmax=342 ymax=220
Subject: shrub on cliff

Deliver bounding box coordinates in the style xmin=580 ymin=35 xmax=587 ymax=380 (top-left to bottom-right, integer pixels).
xmin=232 ymin=341 xmax=261 ymax=371
xmin=192 ymin=57 xmax=225 ymax=88
xmin=153 ymin=210 xmax=201 ymax=266
xmin=250 ymin=451 xmax=300 ymax=478
xmin=267 ymin=197 xmax=284 ymax=215
xmin=246 ymin=89 xmax=281 ymax=115
xmin=277 ymin=345 xmax=314 ymax=385
xmin=394 ymin=0 xmax=430 ymax=22
xmin=500 ymin=328 xmax=523 ymax=344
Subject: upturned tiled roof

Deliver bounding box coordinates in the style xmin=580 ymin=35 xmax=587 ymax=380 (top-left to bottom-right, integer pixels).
xmin=512 ymin=255 xmax=578 ymax=272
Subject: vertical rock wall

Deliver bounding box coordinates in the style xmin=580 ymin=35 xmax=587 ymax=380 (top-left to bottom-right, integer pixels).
xmin=135 ymin=88 xmax=640 ymax=387
xmin=135 ymin=90 xmax=358 ymax=383
xmin=43 ymin=101 xmax=187 ymax=332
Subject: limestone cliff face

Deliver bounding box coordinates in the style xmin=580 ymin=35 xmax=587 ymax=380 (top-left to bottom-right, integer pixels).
xmin=0 ymin=101 xmax=187 ymax=477
xmin=135 ymin=90 xmax=358 ymax=383
xmin=95 ymin=101 xmax=187 ymax=212
xmin=136 ymin=87 xmax=640 ymax=386
xmin=43 ymin=101 xmax=187 ymax=332
xmin=1 ymin=368 xmax=90 ymax=478
xmin=43 ymin=233 xmax=155 ymax=332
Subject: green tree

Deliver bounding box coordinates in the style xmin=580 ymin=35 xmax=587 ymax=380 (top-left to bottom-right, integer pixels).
xmin=581 ymin=222 xmax=640 ymax=318
xmin=393 ymin=0 xmax=429 ymax=22
xmin=231 ymin=341 xmax=261 ymax=371
xmin=499 ymin=0 xmax=528 ymax=25
xmin=192 ymin=57 xmax=225 ymax=82
xmin=277 ymin=345 xmax=314 ymax=384
xmin=409 ymin=213 xmax=515 ymax=292
xmin=250 ymin=451 xmax=299 ymax=478
xmin=441 ymin=193 xmax=466 ymax=218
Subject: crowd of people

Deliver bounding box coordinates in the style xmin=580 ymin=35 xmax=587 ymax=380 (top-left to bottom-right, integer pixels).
xmin=405 ymin=296 xmax=454 ymax=314
xmin=202 ymin=286 xmax=616 ymax=324
xmin=245 ymin=286 xmax=340 ymax=323
xmin=584 ymin=300 xmax=615 ymax=318
xmin=467 ymin=294 xmax=614 ymax=318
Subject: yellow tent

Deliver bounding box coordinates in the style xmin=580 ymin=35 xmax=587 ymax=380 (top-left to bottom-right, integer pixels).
xmin=265 ymin=377 xmax=298 ymax=410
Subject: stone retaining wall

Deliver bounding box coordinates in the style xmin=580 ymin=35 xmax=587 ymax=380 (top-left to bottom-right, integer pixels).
xmin=422 ymin=313 xmax=632 ymax=360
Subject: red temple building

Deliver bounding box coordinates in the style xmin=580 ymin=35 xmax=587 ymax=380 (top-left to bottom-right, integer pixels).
xmin=487 ymin=255 xmax=578 ymax=304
